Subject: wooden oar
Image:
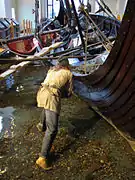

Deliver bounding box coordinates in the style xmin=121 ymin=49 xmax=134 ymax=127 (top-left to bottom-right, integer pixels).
xmin=0 ymin=61 xmax=30 ymax=80
xmin=0 ymin=54 xmax=97 ymax=62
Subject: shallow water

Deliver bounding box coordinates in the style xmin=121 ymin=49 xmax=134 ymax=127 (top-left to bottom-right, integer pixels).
xmin=0 ymin=63 xmax=49 ymax=139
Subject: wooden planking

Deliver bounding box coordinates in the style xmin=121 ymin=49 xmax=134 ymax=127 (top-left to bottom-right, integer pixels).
xmin=84 ymin=0 xmax=135 ymax=86
xmin=74 ymin=0 xmax=135 ymax=146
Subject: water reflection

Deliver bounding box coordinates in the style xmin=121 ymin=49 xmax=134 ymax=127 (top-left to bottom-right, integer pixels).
xmin=5 ymin=74 xmax=14 ymax=90
xmin=0 ymin=65 xmax=47 ymax=139
xmin=0 ymin=116 xmax=2 ymax=132
xmin=4 ymin=73 xmax=24 ymax=93
xmin=0 ymin=107 xmax=15 ymax=139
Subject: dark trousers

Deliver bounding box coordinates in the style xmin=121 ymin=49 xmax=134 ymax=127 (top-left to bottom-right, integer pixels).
xmin=40 ymin=109 xmax=59 ymax=158
xmin=39 ymin=109 xmax=46 ymax=132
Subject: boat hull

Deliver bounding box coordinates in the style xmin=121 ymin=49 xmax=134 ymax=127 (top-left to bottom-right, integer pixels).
xmin=6 ymin=35 xmax=37 ymax=56
xmin=74 ymin=0 xmax=135 ymax=150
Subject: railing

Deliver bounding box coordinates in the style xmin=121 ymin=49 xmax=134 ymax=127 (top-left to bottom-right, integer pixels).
xmin=0 ymin=19 xmax=33 ymax=41
xmin=22 ymin=19 xmax=33 ymax=35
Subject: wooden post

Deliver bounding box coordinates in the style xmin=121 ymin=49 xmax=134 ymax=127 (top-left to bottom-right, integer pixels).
xmin=26 ymin=19 xmax=29 ymax=35
xmin=70 ymin=0 xmax=86 ymax=52
xmin=28 ymin=20 xmax=31 ymax=34
xmin=10 ymin=20 xmax=14 ymax=39
xmin=31 ymin=21 xmax=33 ymax=34
xmin=23 ymin=19 xmax=26 ymax=35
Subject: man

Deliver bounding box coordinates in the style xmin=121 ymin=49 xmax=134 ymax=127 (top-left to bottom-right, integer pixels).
xmin=36 ymin=57 xmax=73 ymax=170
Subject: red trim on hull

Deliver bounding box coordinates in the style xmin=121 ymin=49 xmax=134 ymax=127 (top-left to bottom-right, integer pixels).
xmin=7 ymin=36 xmax=37 ymax=55
xmin=39 ymin=33 xmax=56 ymax=47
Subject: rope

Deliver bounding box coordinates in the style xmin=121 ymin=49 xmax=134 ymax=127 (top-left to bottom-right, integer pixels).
xmin=95 ymin=0 xmax=117 ymax=20
xmin=84 ymin=9 xmax=111 ymax=43
xmin=100 ymin=0 xmax=117 ymax=19
xmin=82 ymin=8 xmax=113 ymax=52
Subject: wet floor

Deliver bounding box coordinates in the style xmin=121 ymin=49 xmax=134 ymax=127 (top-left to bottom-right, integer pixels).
xmin=0 ymin=62 xmax=48 ymax=138
xmin=0 ymin=62 xmax=135 ymax=180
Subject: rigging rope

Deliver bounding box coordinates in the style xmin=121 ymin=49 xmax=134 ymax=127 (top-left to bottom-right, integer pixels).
xmin=82 ymin=8 xmax=113 ymax=52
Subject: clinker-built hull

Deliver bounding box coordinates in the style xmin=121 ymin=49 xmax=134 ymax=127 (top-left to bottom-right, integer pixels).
xmin=74 ymin=0 xmax=135 ymax=150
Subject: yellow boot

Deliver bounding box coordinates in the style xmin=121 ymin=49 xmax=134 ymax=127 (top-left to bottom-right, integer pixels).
xmin=50 ymin=145 xmax=55 ymax=153
xmin=36 ymin=157 xmax=52 ymax=170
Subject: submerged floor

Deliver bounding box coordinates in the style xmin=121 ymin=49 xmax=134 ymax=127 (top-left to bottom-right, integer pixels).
xmin=0 ymin=63 xmax=135 ymax=180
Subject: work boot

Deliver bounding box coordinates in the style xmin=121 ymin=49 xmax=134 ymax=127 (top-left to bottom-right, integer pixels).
xmin=36 ymin=157 xmax=52 ymax=170
xmin=50 ymin=145 xmax=55 ymax=153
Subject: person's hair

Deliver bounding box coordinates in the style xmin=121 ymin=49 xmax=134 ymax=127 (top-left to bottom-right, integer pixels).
xmin=58 ymin=56 xmax=69 ymax=67
xmin=51 ymin=56 xmax=70 ymax=71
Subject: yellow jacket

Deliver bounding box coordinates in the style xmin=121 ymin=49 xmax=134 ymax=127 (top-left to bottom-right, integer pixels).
xmin=37 ymin=67 xmax=73 ymax=114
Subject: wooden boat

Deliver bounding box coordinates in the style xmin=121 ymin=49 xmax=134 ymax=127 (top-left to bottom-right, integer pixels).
xmin=0 ymin=46 xmax=15 ymax=60
xmin=3 ymin=0 xmax=65 ymax=57
xmin=6 ymin=35 xmax=37 ymax=56
xmin=3 ymin=0 xmax=120 ymax=58
xmin=74 ymin=0 xmax=135 ymax=151
xmin=5 ymin=12 xmax=120 ymax=57
xmin=38 ymin=0 xmax=67 ymax=48
xmin=38 ymin=28 xmax=62 ymax=48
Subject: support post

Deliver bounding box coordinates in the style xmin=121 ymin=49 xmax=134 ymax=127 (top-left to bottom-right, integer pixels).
xmin=35 ymin=0 xmax=40 ymax=35
xmin=70 ymin=0 xmax=85 ymax=52
xmin=26 ymin=20 xmax=29 ymax=35
xmin=64 ymin=0 xmax=72 ymax=26
xmin=31 ymin=21 xmax=33 ymax=34
xmin=23 ymin=19 xmax=25 ymax=35
xmin=10 ymin=20 xmax=14 ymax=39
